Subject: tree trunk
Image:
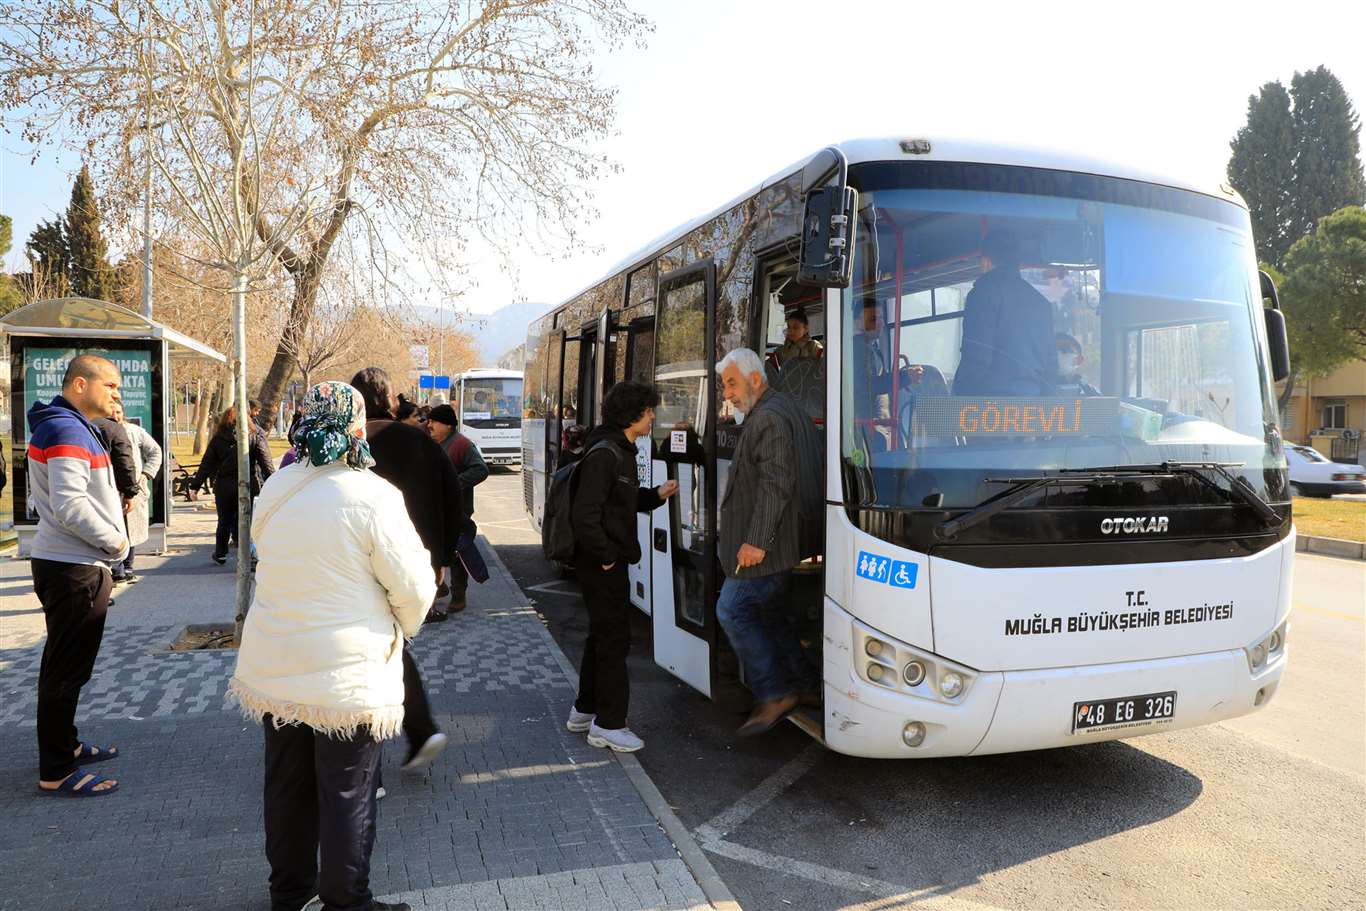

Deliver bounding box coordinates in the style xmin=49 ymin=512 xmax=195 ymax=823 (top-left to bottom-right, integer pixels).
xmin=257 ymin=263 xmax=327 ymax=418
xmin=192 ymin=379 xmax=211 ymax=455
xmin=231 ymin=269 xmax=253 ymax=646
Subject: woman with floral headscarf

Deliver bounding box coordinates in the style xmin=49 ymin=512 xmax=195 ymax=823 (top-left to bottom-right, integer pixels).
xmin=228 ymin=381 xmax=434 ymax=911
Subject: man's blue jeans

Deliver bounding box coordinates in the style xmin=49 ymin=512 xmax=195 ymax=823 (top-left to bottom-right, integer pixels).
xmin=716 ymin=572 xmax=816 ymax=703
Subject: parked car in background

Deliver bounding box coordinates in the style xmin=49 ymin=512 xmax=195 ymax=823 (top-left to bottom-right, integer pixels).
xmin=1286 ymin=444 xmax=1366 ymax=497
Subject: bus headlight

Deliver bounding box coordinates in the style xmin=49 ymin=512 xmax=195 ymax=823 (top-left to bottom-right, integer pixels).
xmin=852 ymin=619 xmax=973 ymax=702
xmin=1245 ymin=621 xmax=1288 ymax=673
xmin=902 ymin=661 xmax=926 ymax=687
xmin=902 ymin=721 xmax=926 ymax=747
xmin=939 ymin=671 xmax=964 ymax=699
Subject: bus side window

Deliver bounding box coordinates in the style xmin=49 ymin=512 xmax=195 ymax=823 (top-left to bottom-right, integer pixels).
xmin=626 ymin=325 xmax=655 ymax=384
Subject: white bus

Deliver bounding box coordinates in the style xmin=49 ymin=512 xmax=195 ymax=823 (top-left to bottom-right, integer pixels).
xmin=522 ymin=137 xmax=1294 ymax=758
xmin=454 ymin=368 xmax=523 ymax=467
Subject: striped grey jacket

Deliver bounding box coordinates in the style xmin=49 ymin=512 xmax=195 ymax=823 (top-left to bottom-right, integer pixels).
xmin=719 ymin=387 xmax=823 ymax=580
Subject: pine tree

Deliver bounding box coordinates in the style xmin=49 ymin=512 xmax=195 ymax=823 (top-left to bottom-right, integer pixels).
xmin=1227 ymin=67 xmax=1364 ymax=270
xmin=1288 ymin=67 xmax=1366 ymax=248
xmin=1228 ymin=82 xmax=1297 ymax=267
xmin=1280 ymin=205 xmax=1366 ymax=376
xmin=65 ymin=163 xmax=115 ymax=301
xmin=25 ymin=218 xmax=70 ymax=296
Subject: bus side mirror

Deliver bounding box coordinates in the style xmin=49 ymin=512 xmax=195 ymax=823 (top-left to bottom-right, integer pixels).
xmin=1259 ymin=270 xmax=1290 ymax=382
xmin=1264 ymin=307 xmax=1290 ymax=382
xmin=1259 ymin=269 xmax=1280 ymax=310
xmin=798 ymin=185 xmax=858 ymax=288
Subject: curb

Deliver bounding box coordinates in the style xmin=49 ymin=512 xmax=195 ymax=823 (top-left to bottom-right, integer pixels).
xmin=1296 ymin=534 xmax=1365 ymax=561
xmin=479 ymin=539 xmax=743 ymax=911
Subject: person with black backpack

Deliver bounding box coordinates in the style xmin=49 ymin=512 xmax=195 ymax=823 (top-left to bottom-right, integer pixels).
xmin=551 ymin=381 xmax=676 ymax=753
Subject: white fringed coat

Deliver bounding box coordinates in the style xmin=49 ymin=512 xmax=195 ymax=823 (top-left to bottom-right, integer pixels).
xmin=227 ymin=461 xmax=437 ymax=740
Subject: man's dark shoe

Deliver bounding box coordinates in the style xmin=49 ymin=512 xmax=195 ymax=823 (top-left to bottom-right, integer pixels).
xmin=449 ymin=597 xmax=467 ymax=613
xmin=212 ymin=554 xmax=227 ymax=565
xmin=435 ymin=582 xmax=450 ymax=599
xmin=124 ymin=573 xmax=142 ymax=585
xmin=737 ymin=694 xmax=799 ymax=737
xmin=425 ymin=608 xmax=448 ymax=623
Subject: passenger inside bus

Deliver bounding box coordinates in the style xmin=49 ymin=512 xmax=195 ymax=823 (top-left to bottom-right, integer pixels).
xmin=772 ymin=307 xmax=823 ymax=366
xmin=850 ymin=298 xmax=893 ymax=451
xmin=1055 ymin=332 xmax=1099 ymax=395
xmin=952 ymin=230 xmax=1056 ymax=396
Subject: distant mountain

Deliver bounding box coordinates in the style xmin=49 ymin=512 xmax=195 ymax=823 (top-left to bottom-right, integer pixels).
xmin=410 ymin=300 xmax=552 ymax=367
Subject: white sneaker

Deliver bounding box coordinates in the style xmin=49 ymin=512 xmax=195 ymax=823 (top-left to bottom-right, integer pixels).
xmin=401 ymin=732 xmax=448 ymax=772
xmin=566 ymin=708 xmax=594 ymax=733
xmin=586 ymin=722 xmax=643 ymax=753
xmin=376 ymin=786 xmax=387 ymax=800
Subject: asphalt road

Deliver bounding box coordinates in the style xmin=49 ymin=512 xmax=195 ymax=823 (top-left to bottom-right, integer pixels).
xmin=477 ymin=469 xmax=1366 ymax=910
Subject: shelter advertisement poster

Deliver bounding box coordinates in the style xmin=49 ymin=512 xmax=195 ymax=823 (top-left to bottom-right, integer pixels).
xmin=21 ymin=347 xmax=154 ymax=444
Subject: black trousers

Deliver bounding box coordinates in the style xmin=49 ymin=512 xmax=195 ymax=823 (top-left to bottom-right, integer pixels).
xmin=262 ymin=718 xmax=382 ymax=911
xmin=402 ymin=647 xmax=437 ymax=752
xmin=573 ymin=560 xmax=631 ymax=730
xmin=213 ymin=486 xmax=237 ymax=559
xmin=32 ymin=558 xmax=112 ymax=782
xmin=449 ymin=560 xmax=469 ymax=605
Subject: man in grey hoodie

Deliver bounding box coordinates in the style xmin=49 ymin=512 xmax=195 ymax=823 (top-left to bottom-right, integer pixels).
xmin=27 ymin=354 xmax=129 ymax=797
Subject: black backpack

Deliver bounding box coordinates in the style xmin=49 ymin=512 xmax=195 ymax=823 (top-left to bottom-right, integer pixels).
xmin=541 ymin=441 xmax=621 ymax=564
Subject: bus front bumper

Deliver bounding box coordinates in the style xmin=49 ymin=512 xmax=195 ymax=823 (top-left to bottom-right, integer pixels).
xmin=821 ymin=600 xmax=1285 ymax=759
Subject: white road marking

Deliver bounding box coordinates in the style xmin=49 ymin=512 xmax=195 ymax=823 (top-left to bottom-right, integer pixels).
xmin=524 ymin=579 xmax=581 ymax=596
xmin=693 ymin=742 xmax=1002 ymax=908
xmin=699 ymin=742 xmax=823 ymax=835
xmin=695 ymin=835 xmax=1005 ymax=910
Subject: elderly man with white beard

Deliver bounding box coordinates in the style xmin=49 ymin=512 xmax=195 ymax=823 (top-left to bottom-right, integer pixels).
xmin=714 ymin=347 xmax=824 ymax=736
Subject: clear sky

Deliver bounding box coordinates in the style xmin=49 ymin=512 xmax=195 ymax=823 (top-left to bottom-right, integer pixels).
xmin=3 ymin=0 xmax=1362 ymax=316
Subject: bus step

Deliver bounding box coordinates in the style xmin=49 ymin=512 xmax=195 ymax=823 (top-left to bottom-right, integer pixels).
xmin=785 ymin=704 xmax=825 ymax=745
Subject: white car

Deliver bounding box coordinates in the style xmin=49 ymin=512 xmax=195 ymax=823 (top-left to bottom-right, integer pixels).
xmin=1286 ymin=444 xmax=1366 ymax=497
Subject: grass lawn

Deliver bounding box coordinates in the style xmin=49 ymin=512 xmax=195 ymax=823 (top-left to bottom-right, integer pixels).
xmin=169 ymin=433 xmax=290 ymax=469
xmin=1294 ymin=496 xmax=1366 ymax=543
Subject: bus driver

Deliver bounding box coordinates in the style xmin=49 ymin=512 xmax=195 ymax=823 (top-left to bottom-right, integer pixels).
xmin=952 ymin=231 xmax=1056 ymax=397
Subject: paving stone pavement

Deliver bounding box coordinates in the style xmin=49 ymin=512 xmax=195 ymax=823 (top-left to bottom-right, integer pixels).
xmin=0 ymin=505 xmax=712 ymax=911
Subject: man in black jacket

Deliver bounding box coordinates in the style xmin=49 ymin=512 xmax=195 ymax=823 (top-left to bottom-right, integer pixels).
xmin=952 ymin=231 xmax=1056 ymax=396
xmin=426 ymin=403 xmax=489 ymax=613
xmin=94 ymin=414 xmax=139 ymax=584
xmin=567 ymin=381 xmax=677 ymax=753
xmin=351 ymin=367 xmax=460 ymax=774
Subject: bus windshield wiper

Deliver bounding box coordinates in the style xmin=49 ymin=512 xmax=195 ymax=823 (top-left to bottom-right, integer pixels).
xmin=934 ymin=461 xmax=1282 ymax=542
xmin=1062 ymin=461 xmax=1282 ymax=528
xmin=934 ymin=474 xmax=1099 ymax=540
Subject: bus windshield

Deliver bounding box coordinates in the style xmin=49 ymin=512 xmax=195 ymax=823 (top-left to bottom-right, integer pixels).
xmin=462 ymin=378 xmax=523 ymax=422
xmin=840 ymin=164 xmax=1284 ymax=511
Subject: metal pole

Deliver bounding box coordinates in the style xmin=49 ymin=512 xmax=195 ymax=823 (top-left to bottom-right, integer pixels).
xmin=231 ymin=269 xmax=251 ymax=644
xmin=141 ymin=131 xmax=153 ymax=318
xmin=140 ymin=2 xmax=153 ymax=319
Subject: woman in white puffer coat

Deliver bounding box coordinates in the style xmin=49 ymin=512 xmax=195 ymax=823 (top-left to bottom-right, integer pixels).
xmin=227 ymin=381 xmax=435 ymax=911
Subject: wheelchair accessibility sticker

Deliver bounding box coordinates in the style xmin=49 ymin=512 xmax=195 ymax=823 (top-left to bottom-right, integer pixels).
xmin=856 ymin=551 xmax=918 ymax=589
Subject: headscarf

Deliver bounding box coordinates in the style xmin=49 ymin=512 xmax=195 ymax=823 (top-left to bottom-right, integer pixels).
xmin=290 ymin=381 xmax=375 ymax=470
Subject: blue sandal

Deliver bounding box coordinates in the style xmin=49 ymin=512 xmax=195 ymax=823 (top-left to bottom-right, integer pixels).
xmin=75 ymin=742 xmax=119 ymax=764
xmin=38 ymin=768 xmax=119 ymax=798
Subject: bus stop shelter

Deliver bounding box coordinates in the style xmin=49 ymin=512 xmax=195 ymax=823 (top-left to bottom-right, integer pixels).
xmin=2 ymin=297 xmax=226 ymax=556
